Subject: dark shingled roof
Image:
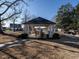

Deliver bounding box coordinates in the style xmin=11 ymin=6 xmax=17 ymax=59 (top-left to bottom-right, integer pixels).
xmin=24 ymin=17 xmax=56 ymax=24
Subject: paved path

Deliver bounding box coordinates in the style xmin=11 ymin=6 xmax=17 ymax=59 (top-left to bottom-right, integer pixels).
xmin=63 ymin=34 xmax=79 ymax=45
xmin=53 ymin=33 xmax=79 ymax=49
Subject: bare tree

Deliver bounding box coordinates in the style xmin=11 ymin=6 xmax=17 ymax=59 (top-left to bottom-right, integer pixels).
xmin=0 ymin=0 xmax=28 ymax=34
xmin=22 ymin=9 xmax=31 ymax=24
xmin=10 ymin=12 xmax=20 ymax=32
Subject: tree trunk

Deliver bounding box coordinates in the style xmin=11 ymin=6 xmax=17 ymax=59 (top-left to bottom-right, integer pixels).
xmin=0 ymin=21 xmax=4 ymax=34
xmin=0 ymin=16 xmax=4 ymax=34
xmin=13 ymin=19 xmax=16 ymax=32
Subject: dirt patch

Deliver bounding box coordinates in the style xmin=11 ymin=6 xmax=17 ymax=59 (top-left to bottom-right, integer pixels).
xmin=0 ymin=40 xmax=79 ymax=59
xmin=0 ymin=32 xmax=21 ymax=43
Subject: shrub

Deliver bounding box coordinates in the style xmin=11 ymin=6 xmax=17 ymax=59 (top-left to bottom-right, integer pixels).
xmin=52 ymin=33 xmax=60 ymax=39
xmin=46 ymin=34 xmax=49 ymax=39
xmin=17 ymin=33 xmax=28 ymax=39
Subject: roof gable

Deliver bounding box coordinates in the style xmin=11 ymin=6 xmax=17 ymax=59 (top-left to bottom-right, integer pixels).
xmin=24 ymin=17 xmax=56 ymax=24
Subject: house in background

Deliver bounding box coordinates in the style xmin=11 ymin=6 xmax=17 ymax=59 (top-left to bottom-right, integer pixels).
xmin=23 ymin=17 xmax=56 ymax=38
xmin=10 ymin=24 xmax=22 ymax=31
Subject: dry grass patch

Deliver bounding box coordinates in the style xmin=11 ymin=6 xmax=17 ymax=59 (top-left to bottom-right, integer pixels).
xmin=0 ymin=32 xmax=22 ymax=43
xmin=0 ymin=34 xmax=16 ymax=43
xmin=0 ymin=40 xmax=79 ymax=59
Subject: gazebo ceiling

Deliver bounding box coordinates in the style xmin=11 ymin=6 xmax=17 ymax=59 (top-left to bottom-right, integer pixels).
xmin=24 ymin=17 xmax=56 ymax=24
xmin=34 ymin=26 xmax=46 ymax=29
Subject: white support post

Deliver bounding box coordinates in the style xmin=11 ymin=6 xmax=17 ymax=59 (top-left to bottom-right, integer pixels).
xmin=23 ymin=24 xmax=29 ymax=34
xmin=48 ymin=25 xmax=55 ymax=38
xmin=28 ymin=25 xmax=30 ymax=34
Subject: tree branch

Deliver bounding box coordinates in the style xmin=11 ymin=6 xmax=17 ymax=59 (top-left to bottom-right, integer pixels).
xmin=0 ymin=0 xmax=21 ymax=16
xmin=0 ymin=1 xmax=7 ymax=7
xmin=1 ymin=12 xmax=21 ymax=21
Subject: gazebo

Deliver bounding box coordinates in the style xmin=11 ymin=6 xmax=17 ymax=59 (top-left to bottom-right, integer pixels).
xmin=23 ymin=17 xmax=56 ymax=38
